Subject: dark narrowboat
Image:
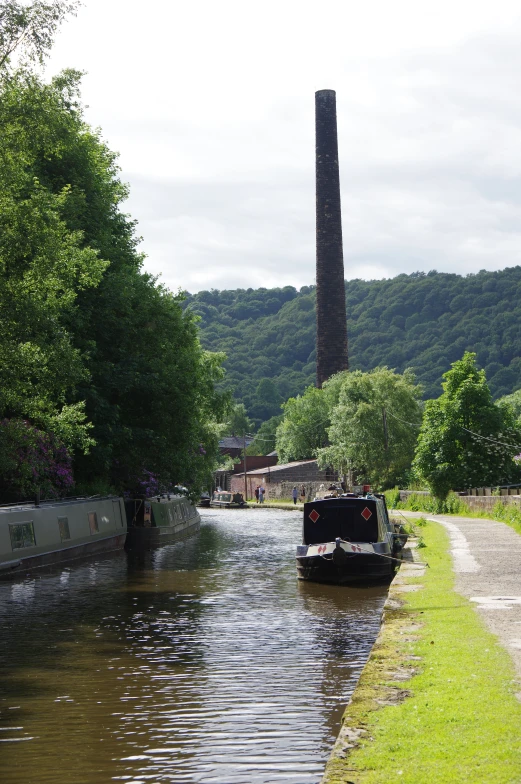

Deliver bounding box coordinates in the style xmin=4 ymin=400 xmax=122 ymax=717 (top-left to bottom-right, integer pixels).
xmin=296 ymin=493 xmax=403 ymax=585
xmin=125 ymin=493 xmax=200 ymax=550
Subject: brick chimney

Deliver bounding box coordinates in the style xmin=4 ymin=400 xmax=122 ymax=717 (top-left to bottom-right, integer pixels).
xmin=315 ymin=89 xmax=348 ymax=387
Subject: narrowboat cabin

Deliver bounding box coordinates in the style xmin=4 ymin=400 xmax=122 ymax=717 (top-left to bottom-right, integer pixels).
xmin=0 ymin=496 xmax=127 ymax=579
xmin=125 ymin=493 xmax=200 ymax=550
xmin=210 ymin=491 xmax=247 ymax=508
xmin=296 ymin=493 xmax=403 ymax=585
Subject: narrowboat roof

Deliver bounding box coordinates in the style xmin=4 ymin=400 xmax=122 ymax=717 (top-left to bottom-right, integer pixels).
xmin=145 ymin=494 xmax=190 ymax=503
xmin=0 ymin=495 xmax=121 ymax=514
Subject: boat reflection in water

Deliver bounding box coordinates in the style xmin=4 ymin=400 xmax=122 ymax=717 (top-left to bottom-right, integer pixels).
xmin=0 ymin=492 xmax=201 ymax=580
xmin=0 ymin=508 xmax=386 ymax=784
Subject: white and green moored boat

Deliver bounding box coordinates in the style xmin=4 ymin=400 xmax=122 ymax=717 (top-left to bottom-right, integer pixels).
xmin=0 ymin=496 xmax=127 ymax=578
xmin=125 ymin=494 xmax=200 ymax=550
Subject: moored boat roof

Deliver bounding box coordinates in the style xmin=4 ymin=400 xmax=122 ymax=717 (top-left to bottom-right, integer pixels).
xmin=0 ymin=495 xmax=121 ymax=514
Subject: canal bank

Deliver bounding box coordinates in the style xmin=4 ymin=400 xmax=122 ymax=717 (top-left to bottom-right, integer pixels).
xmin=321 ymin=516 xmax=521 ymax=784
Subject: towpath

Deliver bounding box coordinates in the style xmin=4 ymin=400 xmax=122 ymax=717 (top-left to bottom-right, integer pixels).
xmin=395 ymin=510 xmax=521 ymax=688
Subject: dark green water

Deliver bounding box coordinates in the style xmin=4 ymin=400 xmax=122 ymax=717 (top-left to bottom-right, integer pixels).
xmin=0 ymin=508 xmax=386 ymax=783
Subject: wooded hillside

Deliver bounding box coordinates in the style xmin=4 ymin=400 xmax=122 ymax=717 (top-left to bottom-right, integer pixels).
xmin=183 ymin=267 xmax=521 ymax=426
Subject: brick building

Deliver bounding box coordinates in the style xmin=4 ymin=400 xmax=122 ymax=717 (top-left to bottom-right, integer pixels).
xmin=230 ymin=459 xmax=337 ymax=501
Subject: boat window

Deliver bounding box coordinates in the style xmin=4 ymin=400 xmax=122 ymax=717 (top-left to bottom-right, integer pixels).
xmin=9 ymin=522 xmax=36 ymax=550
xmin=88 ymin=512 xmax=99 ymax=534
xmin=58 ymin=517 xmax=71 ymax=541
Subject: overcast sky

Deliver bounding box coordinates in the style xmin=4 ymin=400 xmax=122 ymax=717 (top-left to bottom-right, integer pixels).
xmin=46 ymin=0 xmax=521 ymax=293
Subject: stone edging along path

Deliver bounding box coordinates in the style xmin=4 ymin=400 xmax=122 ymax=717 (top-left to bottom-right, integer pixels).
xmin=398 ymin=510 xmax=521 ymax=684
xmin=320 ymin=511 xmax=521 ymax=784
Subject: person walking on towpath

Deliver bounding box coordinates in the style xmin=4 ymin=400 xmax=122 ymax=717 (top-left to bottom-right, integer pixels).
xmin=254 ymin=486 xmax=260 ymax=503
xmin=292 ymin=486 xmax=298 ymax=505
xmin=258 ymin=485 xmax=265 ymax=504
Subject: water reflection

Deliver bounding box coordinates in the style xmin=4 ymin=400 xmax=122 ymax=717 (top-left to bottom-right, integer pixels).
xmin=0 ymin=508 xmax=386 ymax=784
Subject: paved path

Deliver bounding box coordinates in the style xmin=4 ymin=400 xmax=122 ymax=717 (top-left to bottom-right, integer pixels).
xmin=394 ymin=510 xmax=521 ymax=685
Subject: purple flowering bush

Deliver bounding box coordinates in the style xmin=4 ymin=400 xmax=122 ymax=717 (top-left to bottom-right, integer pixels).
xmin=0 ymin=419 xmax=74 ymax=502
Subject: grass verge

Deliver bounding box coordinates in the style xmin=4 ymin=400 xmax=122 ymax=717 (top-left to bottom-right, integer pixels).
xmin=322 ymin=521 xmax=521 ymax=784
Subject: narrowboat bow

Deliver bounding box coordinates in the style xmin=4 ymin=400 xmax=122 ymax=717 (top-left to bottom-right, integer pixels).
xmin=296 ymin=493 xmax=404 ymax=585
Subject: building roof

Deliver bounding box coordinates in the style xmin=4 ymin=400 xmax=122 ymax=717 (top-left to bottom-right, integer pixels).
xmin=244 ymin=459 xmax=318 ymax=476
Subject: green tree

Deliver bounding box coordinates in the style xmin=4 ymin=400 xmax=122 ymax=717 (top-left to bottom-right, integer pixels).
xmin=0 ymin=80 xmax=106 ymax=451
xmin=317 ymin=367 xmax=422 ymax=488
xmin=0 ymin=67 xmax=228 ymax=496
xmin=223 ymin=403 xmax=251 ymax=437
xmin=276 ymin=385 xmax=330 ymax=463
xmin=0 ymin=418 xmax=74 ymax=501
xmin=414 ymin=352 xmax=521 ymax=499
xmin=246 ymin=414 xmax=282 ymax=456
xmin=498 ymin=389 xmax=521 ymax=421
xmin=184 ymin=267 xmax=521 ymax=419
xmin=0 ymin=0 xmax=79 ymax=70
xmin=249 ymin=377 xmax=283 ymax=424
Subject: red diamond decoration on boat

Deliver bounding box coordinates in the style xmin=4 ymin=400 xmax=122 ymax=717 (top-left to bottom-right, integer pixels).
xmin=309 ymin=509 xmax=320 ymax=523
xmin=361 ymin=506 xmax=372 ymax=521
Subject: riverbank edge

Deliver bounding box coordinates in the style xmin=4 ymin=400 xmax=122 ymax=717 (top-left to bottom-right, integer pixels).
xmin=319 ymin=541 xmax=425 ymax=784
xmin=320 ymin=521 xmax=521 ymax=784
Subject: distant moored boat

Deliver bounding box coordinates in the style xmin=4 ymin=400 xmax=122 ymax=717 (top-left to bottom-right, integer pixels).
xmin=124 ymin=493 xmax=200 ymax=550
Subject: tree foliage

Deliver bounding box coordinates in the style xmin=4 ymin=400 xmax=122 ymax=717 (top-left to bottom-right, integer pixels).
xmin=414 ymin=353 xmax=521 ymax=499
xmin=184 ymin=268 xmax=521 ymax=425
xmin=223 ymin=403 xmax=251 ymax=438
xmin=0 ymin=71 xmax=105 ymax=452
xmin=317 ymin=367 xmax=423 ymax=488
xmin=0 ymin=65 xmax=228 ymax=498
xmin=0 ymin=0 xmax=79 ymax=70
xmin=498 ymin=389 xmax=521 ymax=421
xmin=275 ymin=385 xmax=332 ymax=463
xmin=246 ymin=414 xmax=282 ymax=456
xmin=0 ymin=418 xmax=74 ymax=500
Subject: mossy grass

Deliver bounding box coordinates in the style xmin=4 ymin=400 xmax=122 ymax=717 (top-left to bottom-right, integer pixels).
xmin=322 ymin=521 xmax=521 ymax=784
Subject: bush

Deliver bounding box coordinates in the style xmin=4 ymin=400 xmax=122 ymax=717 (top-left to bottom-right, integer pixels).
xmin=0 ymin=419 xmax=74 ymax=502
xmin=391 ymin=489 xmax=470 ymax=515
xmin=492 ymin=499 xmax=521 ymax=528
xmin=384 ymin=487 xmax=401 ymax=509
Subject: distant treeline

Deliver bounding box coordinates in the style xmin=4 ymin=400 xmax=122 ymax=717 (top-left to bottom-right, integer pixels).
xmin=183 ymin=268 xmax=521 ymax=426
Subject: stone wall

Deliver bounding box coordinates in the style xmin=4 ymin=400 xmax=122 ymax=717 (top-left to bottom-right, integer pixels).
xmin=463 ymin=495 xmax=521 ymax=513
xmin=262 ymin=480 xmax=329 ymax=502
xmin=230 ymin=476 xmax=329 ymax=502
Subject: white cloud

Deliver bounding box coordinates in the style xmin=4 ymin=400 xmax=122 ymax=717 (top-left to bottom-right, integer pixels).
xmin=45 ymin=0 xmax=521 ymax=291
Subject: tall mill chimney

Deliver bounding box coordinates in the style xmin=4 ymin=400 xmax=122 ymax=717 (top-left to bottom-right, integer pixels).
xmin=315 ymin=89 xmax=348 ymax=387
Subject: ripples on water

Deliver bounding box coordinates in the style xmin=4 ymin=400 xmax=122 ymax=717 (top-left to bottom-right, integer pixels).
xmin=0 ymin=508 xmax=387 ymax=784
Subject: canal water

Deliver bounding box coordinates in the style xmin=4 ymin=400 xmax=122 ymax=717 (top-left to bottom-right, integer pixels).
xmin=0 ymin=508 xmax=387 ymax=784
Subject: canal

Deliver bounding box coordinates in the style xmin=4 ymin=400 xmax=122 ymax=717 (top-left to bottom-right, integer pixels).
xmin=0 ymin=507 xmax=387 ymax=784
